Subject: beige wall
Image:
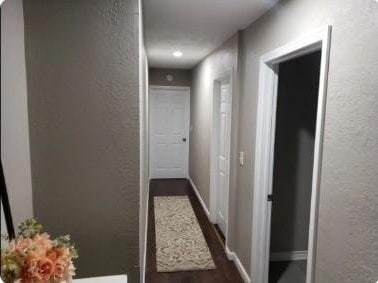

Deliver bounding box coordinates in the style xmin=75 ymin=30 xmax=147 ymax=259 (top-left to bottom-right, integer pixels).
xmin=23 ymin=0 xmax=141 ymax=280
xmin=190 ymin=0 xmax=378 ymax=281
xmin=1 ymin=0 xmax=33 ymax=229
xmin=149 ymin=68 xmax=191 ymax=87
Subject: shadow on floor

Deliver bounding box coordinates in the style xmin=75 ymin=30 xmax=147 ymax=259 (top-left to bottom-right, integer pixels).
xmin=269 ymin=260 xmax=307 ymax=283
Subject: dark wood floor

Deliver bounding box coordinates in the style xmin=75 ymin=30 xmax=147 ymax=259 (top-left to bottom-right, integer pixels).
xmin=146 ymin=179 xmax=243 ymax=283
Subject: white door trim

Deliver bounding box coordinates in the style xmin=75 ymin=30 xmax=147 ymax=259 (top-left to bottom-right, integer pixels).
xmin=250 ymin=26 xmax=332 ymax=283
xmin=210 ymin=69 xmax=233 ymax=248
xmin=270 ymin=250 xmax=308 ymax=262
xmin=150 ymin=85 xmax=191 ymax=92
xmin=148 ymin=85 xmax=190 ymax=179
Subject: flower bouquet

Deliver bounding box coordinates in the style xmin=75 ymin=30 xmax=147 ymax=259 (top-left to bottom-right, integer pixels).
xmin=1 ymin=219 xmax=78 ymax=283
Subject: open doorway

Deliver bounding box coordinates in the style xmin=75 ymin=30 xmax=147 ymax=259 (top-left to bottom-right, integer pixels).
xmin=251 ymin=27 xmax=331 ymax=283
xmin=268 ymin=51 xmax=321 ymax=283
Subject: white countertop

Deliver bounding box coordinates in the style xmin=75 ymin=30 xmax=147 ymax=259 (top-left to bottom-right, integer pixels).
xmin=0 ymin=274 xmax=127 ymax=283
xmin=73 ymin=275 xmax=127 ymax=282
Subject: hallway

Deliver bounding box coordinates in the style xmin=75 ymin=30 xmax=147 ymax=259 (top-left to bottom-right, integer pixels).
xmin=1 ymin=0 xmax=377 ymax=282
xmin=145 ymin=179 xmax=243 ymax=283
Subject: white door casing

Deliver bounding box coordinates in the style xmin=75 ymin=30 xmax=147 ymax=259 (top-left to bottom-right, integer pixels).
xmin=210 ymin=70 xmax=234 ymax=251
xmin=216 ymin=83 xmax=232 ymax=235
xmin=149 ymin=86 xmax=190 ymax=179
xmin=251 ymin=26 xmax=332 ymax=283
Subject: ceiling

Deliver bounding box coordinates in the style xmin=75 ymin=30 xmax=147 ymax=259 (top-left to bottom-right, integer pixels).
xmin=144 ymin=0 xmax=278 ymax=69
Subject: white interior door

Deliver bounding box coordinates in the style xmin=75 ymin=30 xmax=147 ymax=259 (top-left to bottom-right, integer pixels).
xmin=149 ymin=87 xmax=190 ymax=179
xmin=216 ymin=83 xmax=231 ymax=235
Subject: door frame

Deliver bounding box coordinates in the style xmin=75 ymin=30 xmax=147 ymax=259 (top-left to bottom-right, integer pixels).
xmin=148 ymin=85 xmax=191 ymax=179
xmin=210 ymin=69 xmax=233 ymax=247
xmin=250 ymin=26 xmax=332 ymax=283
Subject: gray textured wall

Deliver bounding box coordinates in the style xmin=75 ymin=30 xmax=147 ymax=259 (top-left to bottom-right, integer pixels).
xmin=1 ymin=0 xmax=33 ymax=229
xmin=149 ymin=68 xmax=191 ymax=87
xmin=189 ymin=33 xmax=244 ymax=256
xmin=23 ymin=0 xmax=140 ymax=280
xmin=139 ymin=1 xmax=149 ymax=281
xmin=270 ymin=51 xmax=321 ymax=253
xmin=139 ymin=51 xmax=148 ymax=282
xmin=190 ymin=0 xmax=378 ymax=281
xmin=189 ymin=34 xmax=239 ymax=211
xmin=236 ymin=0 xmax=378 ymax=281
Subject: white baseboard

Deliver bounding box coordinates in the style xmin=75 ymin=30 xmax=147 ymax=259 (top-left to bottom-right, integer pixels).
xmin=188 ymin=177 xmax=250 ymax=283
xmin=188 ymin=177 xmax=211 ymax=221
xmin=225 ymin=246 xmax=234 ymax=261
xmin=225 ymin=246 xmax=251 ymax=283
xmin=270 ymin=250 xmax=308 ymax=262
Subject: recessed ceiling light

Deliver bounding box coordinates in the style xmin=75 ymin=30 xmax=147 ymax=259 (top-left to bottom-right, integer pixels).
xmin=173 ymin=51 xmax=183 ymax=58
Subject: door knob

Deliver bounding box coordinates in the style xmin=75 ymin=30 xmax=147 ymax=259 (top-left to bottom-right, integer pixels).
xmin=182 ymin=138 xmax=187 ymax=142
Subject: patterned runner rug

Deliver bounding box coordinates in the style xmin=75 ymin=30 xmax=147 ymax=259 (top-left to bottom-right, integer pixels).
xmin=154 ymin=196 xmax=216 ymax=272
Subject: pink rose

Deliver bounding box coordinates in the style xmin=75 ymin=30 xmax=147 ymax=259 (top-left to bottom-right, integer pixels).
xmin=33 ymin=233 xmax=52 ymax=250
xmin=53 ymin=259 xmax=68 ymax=280
xmin=47 ymin=247 xmax=70 ymax=262
xmin=16 ymin=238 xmax=32 ymax=253
xmin=29 ymin=256 xmax=55 ymax=281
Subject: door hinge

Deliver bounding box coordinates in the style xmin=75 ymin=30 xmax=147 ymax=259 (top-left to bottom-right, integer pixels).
xmin=267 ymin=194 xmax=273 ymax=202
